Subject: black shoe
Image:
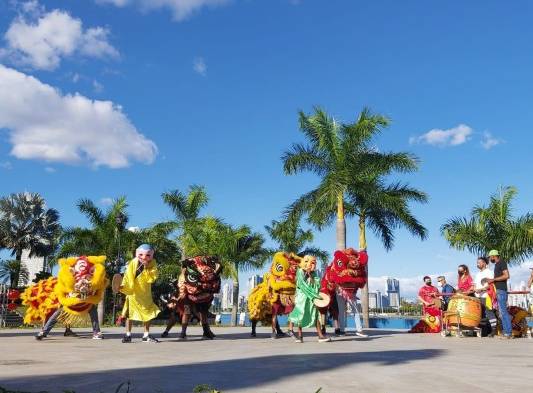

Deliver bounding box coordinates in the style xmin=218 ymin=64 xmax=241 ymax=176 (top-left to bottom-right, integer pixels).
xmin=122 ymin=335 xmax=132 ymax=343
xmin=142 ymin=334 xmax=160 ymax=343
xmin=35 ymin=332 xmax=46 ymax=340
xmin=161 ymin=331 xmax=169 ymax=338
xmin=334 ymin=329 xmax=346 ymax=336
xmin=177 ymin=333 xmax=187 ymax=340
xmin=251 ymin=331 xmax=257 ymax=337
xmin=64 ymin=329 xmax=78 ymax=337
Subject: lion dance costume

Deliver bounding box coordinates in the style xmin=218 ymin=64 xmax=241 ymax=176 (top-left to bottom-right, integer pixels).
xmin=248 ymin=252 xmax=301 ymax=337
xmin=319 ymin=248 xmax=368 ymax=333
xmin=166 ymin=256 xmax=222 ymax=339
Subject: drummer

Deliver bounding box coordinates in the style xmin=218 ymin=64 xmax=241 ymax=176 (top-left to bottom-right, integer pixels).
xmin=474 ymin=257 xmax=497 ymax=336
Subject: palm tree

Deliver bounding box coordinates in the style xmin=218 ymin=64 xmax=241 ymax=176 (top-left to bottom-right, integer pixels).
xmin=282 ymin=107 xmax=390 ymax=251
xmin=162 ymin=185 xmax=209 ymax=259
xmin=0 ymin=259 xmax=29 ymax=288
xmin=265 ymin=215 xmax=328 ymax=267
xmin=283 ymin=107 xmax=427 ymax=326
xmin=441 ymin=186 xmax=533 ymax=264
xmin=0 ymin=192 xmax=61 ymax=284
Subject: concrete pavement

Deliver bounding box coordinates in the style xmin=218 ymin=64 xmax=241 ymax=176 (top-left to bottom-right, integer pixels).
xmin=0 ymin=326 xmax=532 ymax=393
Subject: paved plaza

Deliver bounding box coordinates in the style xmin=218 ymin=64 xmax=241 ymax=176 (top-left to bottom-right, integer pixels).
xmin=0 ymin=326 xmax=532 ymax=393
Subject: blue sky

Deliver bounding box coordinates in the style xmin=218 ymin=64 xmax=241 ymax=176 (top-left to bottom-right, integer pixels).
xmin=1 ymin=0 xmax=533 ymax=297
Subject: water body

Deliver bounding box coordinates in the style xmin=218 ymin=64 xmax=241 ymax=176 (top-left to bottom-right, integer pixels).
xmin=216 ymin=313 xmax=419 ymax=330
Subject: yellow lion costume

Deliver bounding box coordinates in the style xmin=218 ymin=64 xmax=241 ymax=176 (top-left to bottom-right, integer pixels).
xmin=21 ymin=256 xmax=108 ymax=326
xmin=248 ymin=252 xmax=301 ymax=325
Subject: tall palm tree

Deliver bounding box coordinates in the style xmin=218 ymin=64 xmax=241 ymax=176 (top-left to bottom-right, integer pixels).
xmin=282 ymin=107 xmax=390 ymax=251
xmin=0 ymin=259 xmax=29 ymax=288
xmin=441 ymin=186 xmax=533 ymax=264
xmin=283 ymin=107 xmax=427 ymax=326
xmin=162 ymin=185 xmax=208 ymax=259
xmin=0 ymin=192 xmax=60 ymax=285
xmin=265 ymin=215 xmax=328 ymax=267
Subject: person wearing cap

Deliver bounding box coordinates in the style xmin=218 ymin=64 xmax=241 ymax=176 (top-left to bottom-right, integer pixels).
xmin=436 ymin=276 xmax=454 ymax=311
xmin=487 ymin=250 xmax=513 ymax=339
xmin=120 ymin=244 xmax=160 ymax=343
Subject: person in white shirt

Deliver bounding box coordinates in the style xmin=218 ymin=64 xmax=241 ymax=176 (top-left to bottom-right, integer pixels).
xmin=474 ymin=257 xmax=497 ymax=337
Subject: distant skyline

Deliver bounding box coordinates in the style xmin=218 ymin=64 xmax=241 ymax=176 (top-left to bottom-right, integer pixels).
xmin=1 ymin=0 xmax=533 ymax=297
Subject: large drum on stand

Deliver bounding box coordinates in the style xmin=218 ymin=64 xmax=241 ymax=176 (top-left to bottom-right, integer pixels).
xmin=446 ymin=294 xmax=482 ymax=328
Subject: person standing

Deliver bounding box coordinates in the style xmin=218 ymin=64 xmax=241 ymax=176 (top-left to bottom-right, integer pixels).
xmin=474 ymin=257 xmax=497 ymax=336
xmin=487 ymin=250 xmax=513 ymax=339
xmin=120 ymin=244 xmax=160 ymax=343
xmin=436 ymin=276 xmax=455 ymax=311
xmin=457 ymin=265 xmax=475 ymax=295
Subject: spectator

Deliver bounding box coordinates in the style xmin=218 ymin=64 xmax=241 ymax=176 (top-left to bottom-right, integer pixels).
xmin=436 ymin=276 xmax=455 ymax=310
xmin=487 ymin=250 xmax=513 ymax=339
xmin=474 ymin=257 xmax=497 ymax=337
xmin=457 ymin=264 xmax=474 ymax=295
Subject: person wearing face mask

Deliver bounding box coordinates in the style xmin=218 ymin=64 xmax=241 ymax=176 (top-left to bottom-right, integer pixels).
xmin=457 ymin=265 xmax=474 ymax=296
xmin=409 ymin=276 xmax=441 ymax=333
xmin=436 ymin=276 xmax=455 ymax=311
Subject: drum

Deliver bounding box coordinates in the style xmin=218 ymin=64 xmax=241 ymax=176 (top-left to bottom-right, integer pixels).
xmin=313 ymin=292 xmax=331 ymax=308
xmin=446 ymin=294 xmax=481 ymax=328
xmin=111 ymin=273 xmax=123 ymax=294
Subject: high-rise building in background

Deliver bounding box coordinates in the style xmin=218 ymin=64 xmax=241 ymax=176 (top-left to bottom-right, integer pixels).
xmin=19 ymin=249 xmax=46 ymax=285
xmin=221 ymin=283 xmax=233 ymax=310
xmin=248 ymin=275 xmax=263 ymax=293
xmin=387 ymin=278 xmax=401 ymax=308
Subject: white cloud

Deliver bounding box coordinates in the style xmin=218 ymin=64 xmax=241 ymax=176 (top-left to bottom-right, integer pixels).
xmin=92 ymin=79 xmax=104 ymax=93
xmin=44 ymin=166 xmax=56 ymax=173
xmin=71 ymin=72 xmax=80 ymax=83
xmin=2 ymin=6 xmax=119 ymax=70
xmin=481 ymin=131 xmax=503 ymax=150
xmin=0 ymin=64 xmax=158 ymax=168
xmin=193 ymin=56 xmax=207 ymax=76
xmin=0 ymin=161 xmax=13 ymax=170
xmin=95 ymin=0 xmax=230 ymax=22
xmin=410 ymin=124 xmax=473 ymax=147
xmin=99 ymin=197 xmax=114 ymax=206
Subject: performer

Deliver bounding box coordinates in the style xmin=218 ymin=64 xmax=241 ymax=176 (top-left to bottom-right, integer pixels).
xmin=28 ymin=256 xmax=107 ymax=340
xmin=120 ymin=244 xmax=160 ymax=343
xmin=171 ymin=256 xmax=221 ymax=340
xmin=248 ymin=252 xmax=300 ymax=339
xmin=288 ymin=256 xmax=331 ymax=343
xmin=318 ymin=248 xmax=368 ymax=337
xmin=409 ymin=276 xmax=441 ymax=333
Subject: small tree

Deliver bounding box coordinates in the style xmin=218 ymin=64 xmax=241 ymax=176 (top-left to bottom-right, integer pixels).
xmin=0 ymin=259 xmax=29 ymax=288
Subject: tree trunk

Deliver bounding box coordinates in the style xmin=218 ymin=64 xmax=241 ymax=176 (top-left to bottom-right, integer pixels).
xmin=336 ymin=193 xmax=346 ymax=250
xmin=231 ymin=275 xmax=239 ymax=327
xmin=359 ymin=214 xmax=370 ymax=328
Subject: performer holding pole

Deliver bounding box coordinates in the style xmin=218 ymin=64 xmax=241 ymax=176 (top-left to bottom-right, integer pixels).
xmin=120 ymin=244 xmax=160 ymax=343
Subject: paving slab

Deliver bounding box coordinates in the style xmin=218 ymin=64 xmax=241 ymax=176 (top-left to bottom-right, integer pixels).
xmin=0 ymin=327 xmax=532 ymax=393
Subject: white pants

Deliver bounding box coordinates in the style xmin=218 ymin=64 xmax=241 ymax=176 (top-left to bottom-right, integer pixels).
xmin=336 ymin=291 xmax=363 ymax=332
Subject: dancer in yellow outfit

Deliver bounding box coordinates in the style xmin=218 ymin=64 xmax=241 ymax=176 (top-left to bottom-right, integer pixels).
xmin=120 ymin=244 xmax=160 ymax=343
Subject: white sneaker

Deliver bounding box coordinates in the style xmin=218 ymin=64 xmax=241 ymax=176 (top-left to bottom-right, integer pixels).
xmin=318 ymin=337 xmax=331 ymax=343
xmin=355 ymin=331 xmax=368 ymax=338
xmin=92 ymin=333 xmax=104 ymax=340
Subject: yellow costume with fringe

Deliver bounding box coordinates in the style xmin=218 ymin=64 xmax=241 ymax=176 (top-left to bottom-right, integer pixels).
xmin=55 ymin=255 xmax=108 ymax=325
xmin=120 ymin=258 xmax=160 ymax=322
xmin=20 ymin=277 xmax=59 ymax=325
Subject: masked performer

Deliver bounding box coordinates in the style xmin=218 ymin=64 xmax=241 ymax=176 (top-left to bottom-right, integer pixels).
xmin=29 ymin=256 xmax=107 ymax=340
xmin=319 ymin=248 xmax=368 ymax=337
xmin=248 ymin=252 xmax=300 ymax=339
xmin=409 ymin=276 xmax=441 ymax=333
xmin=288 ymin=255 xmax=331 ymax=343
xmin=166 ymin=256 xmax=222 ymax=340
xmin=120 ymin=244 xmax=160 ymax=343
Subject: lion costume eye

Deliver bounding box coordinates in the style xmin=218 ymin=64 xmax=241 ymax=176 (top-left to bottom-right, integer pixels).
xmin=275 ymin=263 xmax=284 ymax=273
xmin=336 ymin=260 xmax=343 ymax=268
xmin=187 ymin=274 xmax=198 ymax=283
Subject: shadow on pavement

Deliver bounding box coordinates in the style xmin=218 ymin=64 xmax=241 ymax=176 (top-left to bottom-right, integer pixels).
xmin=0 ymin=348 xmax=444 ymax=393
